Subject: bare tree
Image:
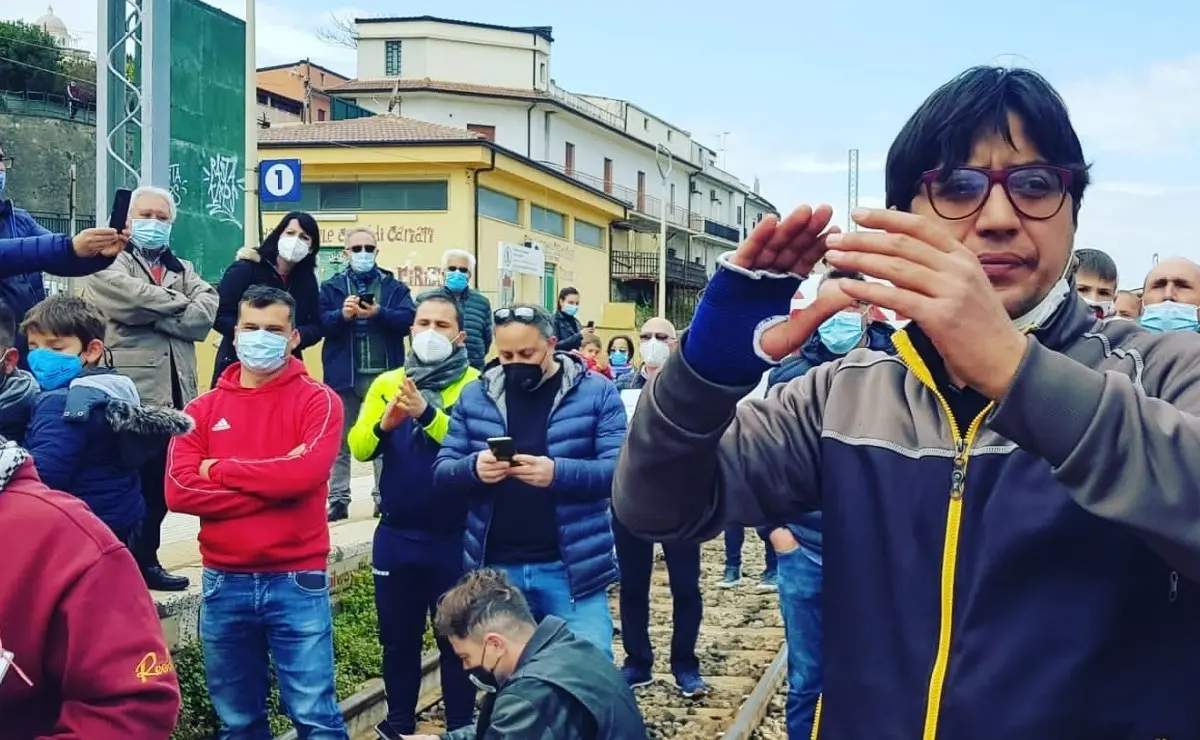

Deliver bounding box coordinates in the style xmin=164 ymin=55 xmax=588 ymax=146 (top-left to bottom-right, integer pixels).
xmin=316 ymin=13 xmax=357 ymax=49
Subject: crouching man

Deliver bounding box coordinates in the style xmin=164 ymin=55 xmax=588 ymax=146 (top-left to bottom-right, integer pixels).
xmin=402 ymin=569 xmax=647 ymax=740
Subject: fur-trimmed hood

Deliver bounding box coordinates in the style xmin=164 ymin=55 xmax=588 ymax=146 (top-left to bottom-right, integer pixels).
xmin=63 ymin=370 xmax=194 ymax=438
xmin=105 ymin=401 xmax=194 ymax=437
xmin=236 ymin=246 xmax=261 ymax=262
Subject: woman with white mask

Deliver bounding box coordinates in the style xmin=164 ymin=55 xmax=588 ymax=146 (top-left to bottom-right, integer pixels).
xmin=211 ymin=211 xmax=324 ymax=383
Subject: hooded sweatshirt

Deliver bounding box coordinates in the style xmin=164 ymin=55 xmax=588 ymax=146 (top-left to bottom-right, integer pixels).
xmin=165 ymin=357 xmax=343 ymax=573
xmin=0 ymin=443 xmax=180 ymax=739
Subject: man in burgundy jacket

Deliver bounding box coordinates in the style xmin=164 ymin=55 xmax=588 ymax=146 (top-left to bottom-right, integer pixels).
xmin=0 ymin=441 xmax=180 ymax=739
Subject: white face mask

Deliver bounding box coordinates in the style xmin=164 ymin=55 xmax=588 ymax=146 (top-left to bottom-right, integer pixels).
xmin=640 ymin=338 xmax=671 ymax=367
xmin=411 ymin=329 xmax=455 ymax=364
xmin=1011 ymin=256 xmax=1075 ymax=332
xmin=277 ymin=235 xmax=309 ymax=263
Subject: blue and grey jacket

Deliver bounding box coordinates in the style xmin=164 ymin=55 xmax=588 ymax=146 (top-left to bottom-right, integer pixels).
xmin=25 ymin=369 xmax=193 ymax=531
xmin=614 ymin=280 xmax=1200 ymax=738
xmin=433 ymin=353 xmax=625 ymax=600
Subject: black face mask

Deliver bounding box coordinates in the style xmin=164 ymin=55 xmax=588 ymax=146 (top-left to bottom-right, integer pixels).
xmin=468 ymin=643 xmax=500 ymax=693
xmin=502 ymin=361 xmax=544 ymax=392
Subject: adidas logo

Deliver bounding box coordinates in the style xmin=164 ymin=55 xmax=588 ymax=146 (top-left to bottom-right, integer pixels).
xmin=211 ymin=418 xmax=231 ymax=432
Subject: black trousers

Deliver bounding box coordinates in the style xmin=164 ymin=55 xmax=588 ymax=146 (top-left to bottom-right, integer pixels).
xmin=613 ymin=514 xmax=703 ymax=674
xmin=373 ymin=530 xmax=476 ymax=733
xmin=131 ymin=443 xmax=169 ymax=570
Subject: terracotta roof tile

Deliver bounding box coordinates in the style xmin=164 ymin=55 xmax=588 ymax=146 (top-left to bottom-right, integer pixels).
xmin=326 ymin=77 xmax=541 ymax=100
xmin=257 ymin=115 xmax=485 ymax=145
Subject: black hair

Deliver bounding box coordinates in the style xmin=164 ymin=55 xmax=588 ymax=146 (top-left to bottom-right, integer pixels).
xmin=239 ymin=285 xmax=296 ymax=325
xmin=415 ymin=288 xmax=464 ymax=330
xmin=434 ymin=568 xmax=536 ymax=640
xmin=1073 ymin=248 xmax=1118 ymax=284
xmin=821 ymin=269 xmax=866 ymax=285
xmin=885 ymin=66 xmax=1091 ymax=222
xmin=557 ymin=286 xmax=579 ymax=308
xmin=0 ymin=299 xmax=16 ymax=349
xmin=260 ymin=211 xmax=321 ymax=270
xmin=21 ymin=295 xmax=106 ymax=346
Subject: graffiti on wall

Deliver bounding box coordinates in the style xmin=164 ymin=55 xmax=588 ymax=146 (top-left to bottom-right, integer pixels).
xmin=394 ymin=262 xmax=449 ymax=289
xmin=201 ymin=153 xmax=244 ymax=227
xmin=322 ymin=224 xmax=436 ymax=246
xmin=168 ymin=164 xmax=189 ymax=205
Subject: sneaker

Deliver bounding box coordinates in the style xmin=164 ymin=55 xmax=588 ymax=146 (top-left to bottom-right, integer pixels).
xmin=718 ymin=565 xmax=742 ymax=588
xmin=327 ymin=501 xmax=349 ymax=522
xmin=756 ymin=570 xmax=779 ymax=592
xmin=621 ymin=665 xmax=653 ymax=689
xmin=675 ymin=670 xmax=710 ymax=698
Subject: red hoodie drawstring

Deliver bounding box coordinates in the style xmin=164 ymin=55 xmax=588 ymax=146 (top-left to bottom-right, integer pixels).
xmin=0 ymin=634 xmax=33 ymax=688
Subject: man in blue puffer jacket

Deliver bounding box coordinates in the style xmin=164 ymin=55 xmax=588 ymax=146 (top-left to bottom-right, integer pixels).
xmin=0 ymin=143 xmax=122 ymax=365
xmin=433 ymin=302 xmax=625 ymax=659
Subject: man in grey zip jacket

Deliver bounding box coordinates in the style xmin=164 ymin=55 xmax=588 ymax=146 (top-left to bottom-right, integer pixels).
xmin=613 ymin=65 xmax=1200 ymax=739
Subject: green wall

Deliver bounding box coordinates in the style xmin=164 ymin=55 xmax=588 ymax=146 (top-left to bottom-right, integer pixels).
xmin=169 ymin=0 xmax=245 ymax=283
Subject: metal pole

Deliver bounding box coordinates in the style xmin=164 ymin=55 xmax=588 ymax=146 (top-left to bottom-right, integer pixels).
xmin=243 ymin=0 xmax=259 ymax=249
xmin=140 ymin=0 xmax=170 ymax=188
xmin=655 ymin=144 xmax=673 ymax=319
xmin=68 ymin=163 xmax=77 ymax=295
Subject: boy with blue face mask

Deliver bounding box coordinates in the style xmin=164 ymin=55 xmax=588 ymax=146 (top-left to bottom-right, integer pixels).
xmin=21 ymin=295 xmax=193 ymax=549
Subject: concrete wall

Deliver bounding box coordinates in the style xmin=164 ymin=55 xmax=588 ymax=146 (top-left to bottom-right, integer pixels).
xmin=0 ymin=114 xmax=96 ymax=217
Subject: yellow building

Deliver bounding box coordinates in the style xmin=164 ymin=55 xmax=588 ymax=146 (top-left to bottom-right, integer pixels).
xmin=257 ymin=116 xmax=630 ymax=334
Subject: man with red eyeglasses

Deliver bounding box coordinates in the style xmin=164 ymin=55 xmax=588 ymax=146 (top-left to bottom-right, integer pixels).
xmin=319 ymin=226 xmax=415 ymax=521
xmin=615 ymin=65 xmax=1200 ymax=739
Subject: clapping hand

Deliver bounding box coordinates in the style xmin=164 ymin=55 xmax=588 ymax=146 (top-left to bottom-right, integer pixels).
xmin=395 ymin=376 xmax=428 ymax=418
xmin=731 ymin=205 xmax=854 ymax=361
xmin=824 ymin=208 xmax=1029 ymax=399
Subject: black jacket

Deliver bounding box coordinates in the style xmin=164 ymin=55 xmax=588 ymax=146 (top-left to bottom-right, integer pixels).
xmin=552 ymin=310 xmax=584 ymax=353
xmin=442 ymin=616 xmax=647 ymax=740
xmin=211 ymin=247 xmax=322 ymax=384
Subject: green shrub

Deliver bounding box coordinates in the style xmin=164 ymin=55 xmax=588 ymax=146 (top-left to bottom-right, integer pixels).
xmin=171 ymin=564 xmax=434 ymax=739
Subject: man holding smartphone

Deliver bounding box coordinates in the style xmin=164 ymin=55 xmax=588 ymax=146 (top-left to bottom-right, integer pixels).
xmin=319 ymin=226 xmax=415 ymax=521
xmin=0 ymin=141 xmax=127 ymax=364
xmin=433 ymin=303 xmax=626 ymax=659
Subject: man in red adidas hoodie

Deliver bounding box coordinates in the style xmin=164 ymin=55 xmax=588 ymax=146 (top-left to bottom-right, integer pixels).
xmin=165 ymin=285 xmax=347 ymax=739
xmin=0 ymin=440 xmax=180 ymax=739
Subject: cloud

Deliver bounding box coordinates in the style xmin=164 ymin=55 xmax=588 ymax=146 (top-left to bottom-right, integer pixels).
xmin=780 ymin=153 xmax=885 ymax=175
xmin=1062 ymin=54 xmax=1200 ymax=155
xmin=1092 ymin=181 xmax=1200 ymax=198
xmin=16 ymin=0 xmax=359 ymax=77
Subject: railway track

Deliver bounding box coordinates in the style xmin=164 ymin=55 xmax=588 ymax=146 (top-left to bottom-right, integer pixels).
xmin=317 ymin=537 xmax=788 ymax=740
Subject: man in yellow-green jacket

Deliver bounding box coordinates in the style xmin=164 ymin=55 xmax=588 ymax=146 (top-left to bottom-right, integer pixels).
xmin=347 ymin=289 xmax=480 ymax=737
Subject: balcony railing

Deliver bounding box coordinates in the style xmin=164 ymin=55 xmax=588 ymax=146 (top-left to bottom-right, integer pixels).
xmin=537 ymin=161 xmax=701 ymax=231
xmin=610 ymin=250 xmax=708 ymax=289
xmin=702 ymin=218 xmax=741 ymax=244
xmin=546 ymin=82 xmax=624 ymax=129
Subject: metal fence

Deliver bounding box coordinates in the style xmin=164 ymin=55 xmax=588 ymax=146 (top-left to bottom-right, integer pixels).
xmin=27 ymin=212 xmax=98 ymax=297
xmin=0 ymin=90 xmax=96 ymax=125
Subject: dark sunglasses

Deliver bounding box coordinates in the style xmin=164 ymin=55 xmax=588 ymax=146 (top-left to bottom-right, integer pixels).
xmin=919 ymin=164 xmax=1076 ymax=221
xmin=494 ymin=306 xmax=539 ymax=325
xmin=446 ymin=265 xmax=470 ymax=273
xmin=348 ymin=244 xmax=376 ymax=253
xmin=639 ymin=332 xmax=672 ymax=342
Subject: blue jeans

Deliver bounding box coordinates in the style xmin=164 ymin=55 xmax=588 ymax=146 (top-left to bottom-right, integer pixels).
xmin=493 ymin=561 xmax=614 ymax=661
xmin=776 ymin=546 xmax=822 ymax=740
xmin=724 ymin=525 xmax=777 ymax=573
xmin=200 ymin=568 xmax=348 ymax=740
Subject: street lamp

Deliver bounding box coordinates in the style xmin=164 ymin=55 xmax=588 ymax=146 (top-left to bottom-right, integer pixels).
xmin=655 ymin=144 xmax=673 ymax=319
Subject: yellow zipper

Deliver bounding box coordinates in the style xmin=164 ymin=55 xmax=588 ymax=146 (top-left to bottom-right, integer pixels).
xmin=892 ymin=330 xmax=994 ymax=740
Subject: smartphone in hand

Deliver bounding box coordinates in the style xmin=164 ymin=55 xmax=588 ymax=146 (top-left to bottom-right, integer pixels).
xmin=374 ymin=720 xmax=402 ymax=740
xmin=108 ymin=188 xmax=132 ymax=230
xmin=358 ymin=293 xmax=376 ymax=306
xmin=487 ymin=436 xmax=516 ymax=463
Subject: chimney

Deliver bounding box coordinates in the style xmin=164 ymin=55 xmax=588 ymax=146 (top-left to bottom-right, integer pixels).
xmin=753 ymin=177 xmax=761 ymax=195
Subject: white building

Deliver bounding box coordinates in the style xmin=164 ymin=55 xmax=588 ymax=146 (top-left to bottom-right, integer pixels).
xmin=326 ymin=15 xmax=778 ymax=312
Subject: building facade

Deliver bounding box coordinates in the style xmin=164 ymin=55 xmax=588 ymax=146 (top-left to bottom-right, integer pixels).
xmin=257 ymin=60 xmax=352 ymax=123
xmin=257 ymin=115 xmax=627 ymax=326
xmin=324 ymin=15 xmax=778 ymax=324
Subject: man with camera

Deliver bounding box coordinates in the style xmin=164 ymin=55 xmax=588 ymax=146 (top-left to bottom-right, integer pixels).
xmin=318 ymin=226 xmax=416 ymax=521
